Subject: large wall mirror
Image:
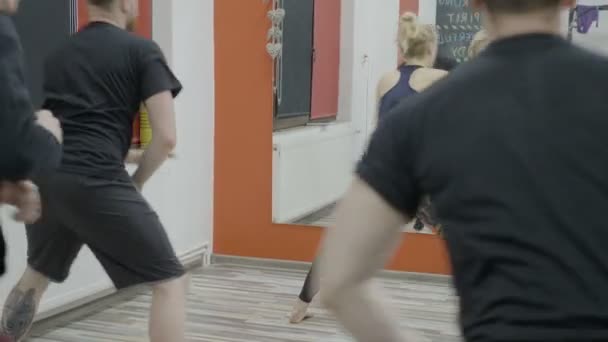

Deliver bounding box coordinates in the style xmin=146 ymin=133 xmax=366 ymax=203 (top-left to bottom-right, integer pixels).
xmin=270 ymin=0 xmax=358 ymax=228
xmin=270 ymin=0 xmax=606 ymax=231
xmin=270 ymin=0 xmax=479 ymax=235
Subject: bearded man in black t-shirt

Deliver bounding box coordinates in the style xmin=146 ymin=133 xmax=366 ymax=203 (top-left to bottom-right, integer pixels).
xmin=318 ymin=0 xmax=608 ymax=341
xmin=0 ymin=1 xmax=188 ymax=341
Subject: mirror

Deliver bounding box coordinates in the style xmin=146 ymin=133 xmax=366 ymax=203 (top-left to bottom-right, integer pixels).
xmin=269 ymin=0 xmax=608 ymax=231
xmin=270 ymin=0 xmax=355 ymax=227
xmin=270 ymin=0 xmax=482 ymax=235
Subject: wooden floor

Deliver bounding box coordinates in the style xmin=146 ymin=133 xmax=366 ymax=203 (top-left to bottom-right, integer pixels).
xmin=29 ymin=263 xmax=462 ymax=341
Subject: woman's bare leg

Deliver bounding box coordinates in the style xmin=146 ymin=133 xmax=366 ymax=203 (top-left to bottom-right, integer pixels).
xmin=290 ymin=259 xmax=320 ymax=323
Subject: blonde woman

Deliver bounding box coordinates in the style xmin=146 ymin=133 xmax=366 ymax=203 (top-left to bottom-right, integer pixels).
xmin=374 ymin=12 xmax=447 ymax=128
xmin=289 ymin=12 xmax=447 ymax=324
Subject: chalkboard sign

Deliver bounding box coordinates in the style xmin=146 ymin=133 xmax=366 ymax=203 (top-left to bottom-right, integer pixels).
xmin=436 ymin=0 xmax=482 ymax=63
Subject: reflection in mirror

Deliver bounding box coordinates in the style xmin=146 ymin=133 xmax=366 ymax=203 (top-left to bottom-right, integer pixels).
xmin=271 ymin=0 xmax=349 ymax=227
xmin=271 ymin=1 xmax=486 ymax=235
xmin=284 ymin=0 xmax=485 ymax=324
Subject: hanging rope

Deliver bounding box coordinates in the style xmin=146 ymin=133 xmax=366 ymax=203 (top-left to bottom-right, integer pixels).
xmin=266 ymin=0 xmax=285 ymax=104
xmin=266 ymin=0 xmax=284 ymax=58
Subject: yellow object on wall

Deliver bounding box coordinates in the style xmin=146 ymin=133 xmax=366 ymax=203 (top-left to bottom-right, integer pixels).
xmin=139 ymin=104 xmax=152 ymax=148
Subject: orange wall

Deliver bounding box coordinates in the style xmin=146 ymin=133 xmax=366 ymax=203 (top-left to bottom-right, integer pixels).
xmin=214 ymin=0 xmax=451 ymax=274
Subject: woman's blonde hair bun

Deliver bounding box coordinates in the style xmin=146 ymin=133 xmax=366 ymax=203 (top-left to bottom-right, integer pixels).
xmin=398 ymin=12 xmax=437 ymax=59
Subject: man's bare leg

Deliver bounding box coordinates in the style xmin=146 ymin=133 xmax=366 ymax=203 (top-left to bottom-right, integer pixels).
xmin=1 ymin=267 xmax=50 ymax=341
xmin=149 ymin=273 xmax=190 ymax=342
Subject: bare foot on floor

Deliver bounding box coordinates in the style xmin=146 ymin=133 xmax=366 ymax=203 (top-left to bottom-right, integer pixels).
xmin=288 ymin=298 xmax=314 ymax=323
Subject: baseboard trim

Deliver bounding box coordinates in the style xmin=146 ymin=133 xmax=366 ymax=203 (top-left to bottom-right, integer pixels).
xmin=211 ymin=254 xmax=452 ymax=284
xmin=34 ymin=242 xmax=209 ymax=323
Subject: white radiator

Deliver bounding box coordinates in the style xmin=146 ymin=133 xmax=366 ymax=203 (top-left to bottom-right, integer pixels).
xmin=273 ymin=123 xmax=358 ymax=223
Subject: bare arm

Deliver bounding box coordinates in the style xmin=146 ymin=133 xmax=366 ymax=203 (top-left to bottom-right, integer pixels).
xmin=319 ymin=90 xmax=429 ymax=340
xmin=319 ymin=178 xmax=427 ymax=342
xmin=131 ymin=92 xmax=176 ymax=189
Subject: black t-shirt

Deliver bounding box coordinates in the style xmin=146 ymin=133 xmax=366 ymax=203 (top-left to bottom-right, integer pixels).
xmin=433 ymin=55 xmax=458 ymax=71
xmin=43 ymin=21 xmax=182 ymax=179
xmin=0 ymin=16 xmax=61 ymax=182
xmin=0 ymin=16 xmax=62 ymax=276
xmin=358 ymin=34 xmax=608 ymax=341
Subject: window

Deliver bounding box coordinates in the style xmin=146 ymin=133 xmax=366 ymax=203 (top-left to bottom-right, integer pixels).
xmin=273 ymin=0 xmax=341 ymax=131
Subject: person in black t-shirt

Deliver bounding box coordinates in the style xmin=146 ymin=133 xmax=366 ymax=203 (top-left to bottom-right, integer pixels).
xmin=317 ymin=0 xmax=608 ymax=341
xmin=433 ymin=55 xmax=458 ymax=71
xmin=0 ymin=0 xmax=63 ymax=280
xmin=0 ymin=1 xmax=188 ymax=341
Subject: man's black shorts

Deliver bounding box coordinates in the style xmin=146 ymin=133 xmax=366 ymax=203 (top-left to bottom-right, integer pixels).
xmin=26 ymin=171 xmax=185 ymax=289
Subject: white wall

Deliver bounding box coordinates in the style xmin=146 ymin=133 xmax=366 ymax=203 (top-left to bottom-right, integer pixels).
xmin=331 ymin=0 xmax=401 ymax=158
xmin=152 ymin=0 xmax=214 ymax=257
xmin=339 ymin=0 xmax=400 ymax=156
xmin=0 ymin=0 xmax=214 ymax=316
xmin=360 ymin=0 xmax=400 ymax=156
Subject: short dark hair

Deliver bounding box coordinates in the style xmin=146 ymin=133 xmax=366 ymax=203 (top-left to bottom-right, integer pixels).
xmin=88 ymin=0 xmax=115 ymax=9
xmin=484 ymin=0 xmax=561 ymax=13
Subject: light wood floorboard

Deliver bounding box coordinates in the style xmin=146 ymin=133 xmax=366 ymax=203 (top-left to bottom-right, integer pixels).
xmin=29 ymin=263 xmax=462 ymax=341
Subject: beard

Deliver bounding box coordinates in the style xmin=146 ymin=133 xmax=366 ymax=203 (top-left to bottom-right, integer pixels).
xmin=126 ymin=17 xmax=136 ymax=32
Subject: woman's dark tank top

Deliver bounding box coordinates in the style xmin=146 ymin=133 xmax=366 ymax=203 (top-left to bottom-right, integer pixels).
xmin=377 ymin=64 xmax=439 ymax=233
xmin=377 ymin=64 xmax=421 ymax=120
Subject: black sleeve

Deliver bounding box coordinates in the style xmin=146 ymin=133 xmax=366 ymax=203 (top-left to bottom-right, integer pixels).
xmin=0 ymin=16 xmax=61 ymax=182
xmin=138 ymin=40 xmax=182 ymax=101
xmin=356 ymin=101 xmax=422 ymax=217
